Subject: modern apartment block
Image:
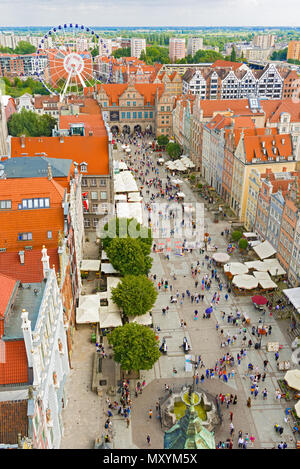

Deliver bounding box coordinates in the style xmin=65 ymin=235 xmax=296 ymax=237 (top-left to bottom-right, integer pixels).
xmin=252 ymin=34 xmax=276 ymax=49
xmin=287 ymin=40 xmax=300 ymax=62
xmin=130 ymin=38 xmax=146 ymax=59
xmin=187 ymin=37 xmax=203 ymax=57
xmin=169 ymin=38 xmax=186 ymax=63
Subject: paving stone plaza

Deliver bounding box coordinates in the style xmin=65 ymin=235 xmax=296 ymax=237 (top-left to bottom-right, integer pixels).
xmin=61 ymin=137 xmax=298 ymax=450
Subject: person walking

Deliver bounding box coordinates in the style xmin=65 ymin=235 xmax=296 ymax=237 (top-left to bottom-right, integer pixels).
xmin=146 ymin=434 xmax=151 ymax=446
xmin=230 ymin=422 xmax=234 ymax=436
xmin=148 ymin=409 xmax=152 ymax=419
xmin=229 ymin=411 xmax=233 ymax=422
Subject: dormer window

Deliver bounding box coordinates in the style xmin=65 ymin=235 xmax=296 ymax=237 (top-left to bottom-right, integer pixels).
xmin=80 ymin=162 xmax=88 ymax=173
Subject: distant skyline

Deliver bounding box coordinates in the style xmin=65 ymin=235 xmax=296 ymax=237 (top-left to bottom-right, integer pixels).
xmin=0 ymin=0 xmax=299 ymax=28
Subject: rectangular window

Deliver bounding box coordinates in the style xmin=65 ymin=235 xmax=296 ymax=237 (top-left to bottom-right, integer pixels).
xmin=0 ymin=200 xmax=11 ymax=209
xmin=149 ymin=111 xmax=153 ymax=118
xmin=47 ymin=230 xmax=52 ymax=239
xmin=144 ymin=112 xmax=148 ymax=119
xmin=133 ymin=101 xmax=136 ymax=106
xmin=82 ymin=178 xmax=88 ymax=187
xmin=84 ymin=219 xmax=90 ymax=228
xmin=127 ymin=101 xmax=130 ymax=106
xmin=121 ymin=112 xmax=125 ymax=119
xmin=138 ymin=112 xmax=142 ymax=119
xmin=91 ymin=192 xmax=98 ymax=200
xmin=91 ymin=178 xmax=97 ymax=186
xmin=18 ymin=232 xmax=32 ymax=241
xmin=100 ymin=178 xmax=106 ymax=186
xmin=127 ymin=112 xmax=131 ymax=119
xmin=93 ymin=218 xmax=99 ymax=227
xmin=133 ymin=112 xmax=137 ymax=119
xmin=100 ymin=191 xmax=107 ymax=200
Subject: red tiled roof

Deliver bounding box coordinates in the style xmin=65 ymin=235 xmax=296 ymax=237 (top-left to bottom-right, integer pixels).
xmin=0 ymin=273 xmax=17 ymax=322
xmin=0 ymin=248 xmax=60 ymax=284
xmin=243 ymin=133 xmax=292 ymax=163
xmin=0 ymin=339 xmax=28 ymax=385
xmin=212 ymin=60 xmax=243 ymax=71
xmin=11 ymin=135 xmax=110 ymax=176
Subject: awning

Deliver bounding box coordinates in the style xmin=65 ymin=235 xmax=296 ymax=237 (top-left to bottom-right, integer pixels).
xmin=80 ymin=260 xmax=100 ymax=271
xmin=244 ymin=261 xmax=269 ymax=271
xmin=99 ymin=309 xmax=122 ymax=329
xmin=295 ymin=400 xmax=300 ymax=418
xmin=114 ymin=194 xmax=127 ymax=201
xmin=224 ymin=262 xmax=249 ymax=275
xmin=129 ymin=312 xmax=152 ymax=326
xmin=262 ymin=259 xmax=286 ymax=276
xmin=243 ymin=232 xmax=258 ymax=239
xmin=253 ymin=240 xmax=276 ymax=260
xmin=76 ymin=294 xmax=100 ymax=323
xmin=114 ymin=171 xmax=139 ymax=193
xmin=283 ymin=287 xmax=300 ymax=313
xmin=213 ymin=252 xmax=230 ymax=264
xmin=177 ymin=192 xmax=185 ymax=198
xmin=232 ymin=274 xmax=258 ymax=290
xmin=284 ymin=369 xmax=300 ymax=391
xmin=101 ymin=263 xmax=119 ymax=274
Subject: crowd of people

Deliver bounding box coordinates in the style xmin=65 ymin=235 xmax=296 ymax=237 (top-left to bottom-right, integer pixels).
xmin=110 ymin=133 xmax=295 ymax=449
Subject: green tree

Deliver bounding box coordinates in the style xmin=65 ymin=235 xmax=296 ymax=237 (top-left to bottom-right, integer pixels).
xmin=231 ymin=230 xmax=243 ymax=242
xmin=7 ymin=108 xmax=56 ymax=137
xmin=112 ymin=47 xmax=131 ymax=58
xmin=166 ymin=142 xmax=181 ymax=160
xmin=107 ymin=323 xmax=160 ymax=372
xmin=111 ymin=275 xmax=157 ymax=317
xmin=106 ymin=237 xmax=152 ymax=276
xmin=101 ymin=217 xmax=152 ymax=252
xmin=14 ymin=41 xmax=36 ymax=55
xmin=238 ymin=238 xmax=248 ymax=250
xmin=230 ymin=46 xmax=237 ymax=62
xmin=157 ymin=135 xmax=169 ymax=147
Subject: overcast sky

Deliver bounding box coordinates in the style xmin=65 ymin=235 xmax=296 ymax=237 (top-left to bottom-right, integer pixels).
xmin=0 ymin=0 xmax=299 ymax=27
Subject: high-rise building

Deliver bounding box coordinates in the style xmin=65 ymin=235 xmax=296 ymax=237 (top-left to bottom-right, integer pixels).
xmin=187 ymin=37 xmax=203 ymax=57
xmin=130 ymin=38 xmax=146 ymax=59
xmin=98 ymin=38 xmax=112 ymax=57
xmin=287 ymin=40 xmax=300 ymax=62
xmin=169 ymin=38 xmax=186 ymax=63
xmin=252 ymin=34 xmax=275 ymax=49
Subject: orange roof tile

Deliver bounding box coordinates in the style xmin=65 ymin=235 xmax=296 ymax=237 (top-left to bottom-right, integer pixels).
xmin=243 ymin=133 xmax=292 ymax=163
xmin=212 ymin=60 xmax=243 ymax=71
xmin=11 ymin=135 xmax=110 ymax=176
xmin=0 ymin=339 xmax=28 ymax=385
xmin=0 ymin=273 xmax=17 ymax=322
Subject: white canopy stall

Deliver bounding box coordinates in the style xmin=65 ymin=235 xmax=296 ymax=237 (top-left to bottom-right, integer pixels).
xmin=253 ymin=240 xmax=276 ymax=260
xmin=224 ymin=262 xmax=249 ymax=276
xmin=80 ymin=259 xmax=101 ymax=271
xmin=283 ymin=287 xmax=300 ymax=314
xmin=232 ymin=274 xmax=259 ymax=290
xmin=76 ymin=294 xmax=100 ymax=324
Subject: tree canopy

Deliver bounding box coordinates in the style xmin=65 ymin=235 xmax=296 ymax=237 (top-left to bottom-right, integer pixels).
xmin=176 ymin=49 xmax=224 ymax=64
xmin=101 ymin=217 xmax=152 ymax=252
xmin=7 ymin=109 xmax=57 ymax=137
xmin=166 ymin=142 xmax=181 ymax=160
xmin=105 ymin=237 xmax=152 ymax=276
xmin=3 ymin=77 xmax=50 ymax=98
xmin=112 ymin=47 xmax=131 ymax=58
xmin=140 ymin=45 xmax=170 ymax=65
xmin=231 ymin=230 xmax=243 ymax=242
xmin=111 ymin=275 xmax=157 ymax=317
xmin=157 ymin=135 xmax=169 ymax=147
xmin=107 ymin=322 xmax=160 ymax=372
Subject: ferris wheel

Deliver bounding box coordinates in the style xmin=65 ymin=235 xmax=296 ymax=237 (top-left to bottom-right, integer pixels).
xmin=34 ymin=23 xmax=111 ymax=101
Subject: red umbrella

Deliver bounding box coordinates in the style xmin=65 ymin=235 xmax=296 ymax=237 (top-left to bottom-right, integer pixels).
xmin=251 ymin=295 xmax=268 ymax=305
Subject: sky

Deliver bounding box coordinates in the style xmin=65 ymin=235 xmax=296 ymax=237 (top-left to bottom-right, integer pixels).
xmin=0 ymin=0 xmax=299 ymax=27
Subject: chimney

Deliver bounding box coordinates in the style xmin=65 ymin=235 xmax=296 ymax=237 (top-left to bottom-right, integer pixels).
xmin=282 ymin=167 xmax=287 ymax=172
xmin=41 ymin=245 xmax=50 ymax=279
xmin=47 ymin=163 xmax=53 ymax=181
xmin=19 ymin=250 xmax=25 ymax=265
xmin=20 ymin=135 xmax=25 ymax=148
xmin=89 ymin=130 xmax=93 ymax=136
xmin=60 ymin=136 xmax=64 ymax=143
xmin=21 ymin=309 xmax=33 ymax=367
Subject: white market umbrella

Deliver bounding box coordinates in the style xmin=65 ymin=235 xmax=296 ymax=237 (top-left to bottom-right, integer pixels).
xmin=177 ymin=192 xmax=185 ymax=198
xmin=213 ymin=252 xmax=230 ymax=264
xmin=172 ymin=179 xmax=183 ymax=184
xmin=224 ymin=262 xmax=249 ymax=276
xmin=158 ymin=158 xmax=165 ymax=163
xmin=232 ymin=274 xmax=258 ymax=290
xmin=284 ymin=369 xmax=300 ymax=391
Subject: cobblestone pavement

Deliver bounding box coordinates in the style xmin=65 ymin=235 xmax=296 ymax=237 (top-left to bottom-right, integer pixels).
xmin=61 ymin=136 xmax=298 ymax=450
